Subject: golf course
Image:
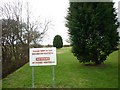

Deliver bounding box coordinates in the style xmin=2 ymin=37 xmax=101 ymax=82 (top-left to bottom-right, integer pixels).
xmin=2 ymin=47 xmax=118 ymax=88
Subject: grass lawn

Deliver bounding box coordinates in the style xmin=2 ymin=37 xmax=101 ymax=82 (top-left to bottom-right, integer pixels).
xmin=2 ymin=47 xmax=118 ymax=88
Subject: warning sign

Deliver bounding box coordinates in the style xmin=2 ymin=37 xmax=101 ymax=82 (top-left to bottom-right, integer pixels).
xmin=29 ymin=47 xmax=57 ymax=66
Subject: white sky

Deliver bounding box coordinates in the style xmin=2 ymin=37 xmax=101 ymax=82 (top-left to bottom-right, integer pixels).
xmin=0 ymin=0 xmax=119 ymax=45
xmin=28 ymin=0 xmax=70 ymax=45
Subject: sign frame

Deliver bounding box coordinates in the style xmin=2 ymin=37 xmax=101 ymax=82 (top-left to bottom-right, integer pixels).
xmin=29 ymin=47 xmax=57 ymax=66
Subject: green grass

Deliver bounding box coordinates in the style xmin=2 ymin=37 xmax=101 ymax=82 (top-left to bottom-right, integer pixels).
xmin=2 ymin=47 xmax=118 ymax=88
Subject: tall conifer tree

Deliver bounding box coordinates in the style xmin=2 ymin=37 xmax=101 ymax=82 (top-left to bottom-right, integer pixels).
xmin=66 ymin=2 xmax=119 ymax=65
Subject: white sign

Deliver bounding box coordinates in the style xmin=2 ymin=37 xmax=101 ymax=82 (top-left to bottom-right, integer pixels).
xmin=29 ymin=47 xmax=56 ymax=66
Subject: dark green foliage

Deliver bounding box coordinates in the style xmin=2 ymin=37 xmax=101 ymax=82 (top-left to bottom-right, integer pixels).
xmin=53 ymin=35 xmax=63 ymax=49
xmin=66 ymin=2 xmax=119 ymax=64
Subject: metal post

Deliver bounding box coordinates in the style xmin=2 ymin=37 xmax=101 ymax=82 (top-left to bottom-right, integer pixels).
xmin=32 ymin=66 xmax=34 ymax=88
xmin=52 ymin=65 xmax=54 ymax=88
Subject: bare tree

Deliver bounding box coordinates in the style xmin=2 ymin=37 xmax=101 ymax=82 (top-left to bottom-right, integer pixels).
xmin=1 ymin=0 xmax=52 ymax=78
xmin=1 ymin=0 xmax=51 ymax=46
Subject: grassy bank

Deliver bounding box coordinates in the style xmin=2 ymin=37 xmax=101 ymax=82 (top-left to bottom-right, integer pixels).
xmin=2 ymin=47 xmax=118 ymax=88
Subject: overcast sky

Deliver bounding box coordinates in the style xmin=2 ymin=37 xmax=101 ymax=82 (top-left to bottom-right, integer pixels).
xmin=0 ymin=0 xmax=119 ymax=45
xmin=28 ymin=0 xmax=69 ymax=45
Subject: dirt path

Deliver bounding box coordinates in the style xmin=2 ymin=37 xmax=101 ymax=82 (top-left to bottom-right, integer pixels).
xmin=56 ymin=52 xmax=64 ymax=54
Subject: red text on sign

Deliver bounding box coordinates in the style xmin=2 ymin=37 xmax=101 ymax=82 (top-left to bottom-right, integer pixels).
xmin=36 ymin=57 xmax=50 ymax=61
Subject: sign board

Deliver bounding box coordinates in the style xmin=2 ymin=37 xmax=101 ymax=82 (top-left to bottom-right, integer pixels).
xmin=29 ymin=47 xmax=56 ymax=66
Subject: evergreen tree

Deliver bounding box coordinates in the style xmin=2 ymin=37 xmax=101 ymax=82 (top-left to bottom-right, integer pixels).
xmin=53 ymin=35 xmax=63 ymax=49
xmin=66 ymin=2 xmax=119 ymax=65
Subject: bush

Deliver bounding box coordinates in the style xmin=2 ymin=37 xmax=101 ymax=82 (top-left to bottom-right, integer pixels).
xmin=63 ymin=45 xmax=71 ymax=47
xmin=2 ymin=44 xmax=28 ymax=78
xmin=53 ymin=35 xmax=63 ymax=49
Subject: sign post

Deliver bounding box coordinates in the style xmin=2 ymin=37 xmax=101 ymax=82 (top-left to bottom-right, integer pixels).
xmin=32 ymin=66 xmax=34 ymax=88
xmin=52 ymin=65 xmax=54 ymax=88
xmin=29 ymin=47 xmax=57 ymax=88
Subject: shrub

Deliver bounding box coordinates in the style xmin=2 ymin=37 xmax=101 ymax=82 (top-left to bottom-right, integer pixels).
xmin=53 ymin=35 xmax=63 ymax=49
